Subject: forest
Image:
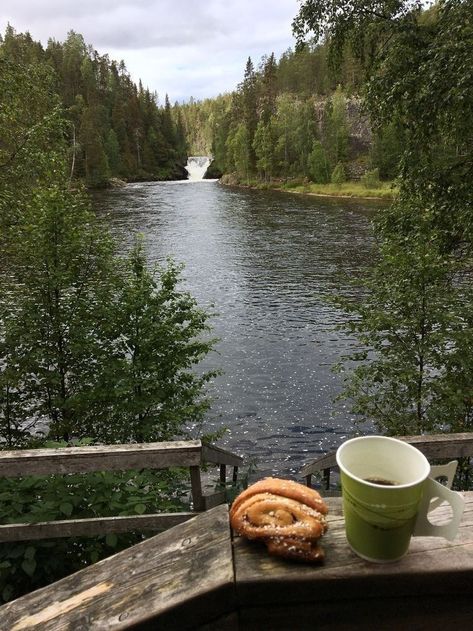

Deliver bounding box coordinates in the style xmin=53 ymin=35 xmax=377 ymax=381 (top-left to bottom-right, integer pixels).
xmin=178 ymin=47 xmax=402 ymax=189
xmin=0 ymin=22 xmax=402 ymax=192
xmin=0 ymin=25 xmax=188 ymax=187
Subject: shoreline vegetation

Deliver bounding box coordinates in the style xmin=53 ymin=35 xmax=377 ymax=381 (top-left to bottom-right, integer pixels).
xmin=219 ymin=173 xmax=395 ymax=201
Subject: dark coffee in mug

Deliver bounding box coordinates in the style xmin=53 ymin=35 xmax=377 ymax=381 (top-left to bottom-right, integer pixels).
xmin=364 ymin=477 xmax=398 ymax=486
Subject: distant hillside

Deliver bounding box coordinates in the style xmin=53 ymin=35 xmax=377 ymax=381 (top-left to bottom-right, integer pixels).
xmin=0 ymin=25 xmax=189 ymax=187
xmin=174 ymin=45 xmax=404 ymax=184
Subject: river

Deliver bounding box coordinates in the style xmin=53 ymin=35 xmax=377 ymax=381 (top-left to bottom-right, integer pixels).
xmin=93 ymin=180 xmax=380 ymax=478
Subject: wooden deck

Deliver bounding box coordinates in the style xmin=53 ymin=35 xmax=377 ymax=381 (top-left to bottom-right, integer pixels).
xmin=2 ymin=492 xmax=473 ymax=630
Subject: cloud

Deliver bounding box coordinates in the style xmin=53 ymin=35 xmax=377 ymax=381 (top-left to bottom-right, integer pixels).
xmin=0 ymin=0 xmax=299 ymax=101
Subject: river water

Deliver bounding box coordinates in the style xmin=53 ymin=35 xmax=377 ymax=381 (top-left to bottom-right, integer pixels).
xmin=94 ymin=180 xmax=380 ymax=478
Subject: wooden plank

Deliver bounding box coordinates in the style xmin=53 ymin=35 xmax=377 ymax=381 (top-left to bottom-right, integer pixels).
xmin=233 ymin=493 xmax=473 ymax=609
xmin=201 ymin=443 xmax=243 ymax=467
xmin=0 ymin=505 xmax=236 ymax=630
xmin=220 ymin=464 xmax=227 ymax=485
xmin=300 ymin=433 xmax=473 ymax=478
xmin=190 ymin=465 xmax=204 ymax=511
xmin=203 ymin=491 xmax=227 ymax=511
xmin=300 ymin=451 xmax=337 ymax=477
xmin=0 ymin=440 xmax=203 ymax=477
xmin=403 ymin=433 xmax=473 ymax=459
xmin=0 ymin=512 xmax=195 ymax=542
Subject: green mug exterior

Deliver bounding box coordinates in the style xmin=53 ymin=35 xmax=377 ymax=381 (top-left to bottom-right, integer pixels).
xmin=340 ymin=469 xmax=424 ymax=562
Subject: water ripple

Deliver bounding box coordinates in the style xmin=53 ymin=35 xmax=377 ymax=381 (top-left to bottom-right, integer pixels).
xmin=94 ymin=182 xmax=382 ymax=479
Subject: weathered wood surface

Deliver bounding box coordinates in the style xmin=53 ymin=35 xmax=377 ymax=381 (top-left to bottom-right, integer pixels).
xmin=2 ymin=494 xmax=473 ymax=629
xmin=0 ymin=512 xmax=195 ymax=542
xmin=201 ymin=443 xmax=242 ymax=467
xmin=0 ymin=505 xmax=235 ymax=630
xmin=300 ymin=432 xmax=473 ymax=478
xmin=0 ymin=440 xmax=243 ymax=477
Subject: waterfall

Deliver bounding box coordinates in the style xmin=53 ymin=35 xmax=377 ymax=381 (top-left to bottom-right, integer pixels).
xmin=185 ymin=156 xmax=211 ymax=181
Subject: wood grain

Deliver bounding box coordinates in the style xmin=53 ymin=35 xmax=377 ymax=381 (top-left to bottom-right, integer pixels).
xmin=0 ymin=512 xmax=195 ymax=541
xmin=0 ymin=505 xmax=235 ymax=630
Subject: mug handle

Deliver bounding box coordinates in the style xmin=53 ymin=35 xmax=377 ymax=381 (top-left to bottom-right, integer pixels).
xmin=429 ymin=460 xmax=458 ymax=510
xmin=414 ymin=477 xmax=464 ymax=541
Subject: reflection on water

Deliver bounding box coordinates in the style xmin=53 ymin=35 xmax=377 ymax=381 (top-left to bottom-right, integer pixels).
xmin=94 ymin=181 xmax=381 ymax=478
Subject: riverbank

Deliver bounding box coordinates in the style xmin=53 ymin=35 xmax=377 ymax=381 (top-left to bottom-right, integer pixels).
xmin=220 ymin=174 xmax=395 ymax=201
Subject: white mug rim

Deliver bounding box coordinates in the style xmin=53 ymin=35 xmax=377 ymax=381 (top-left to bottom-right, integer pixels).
xmin=336 ymin=435 xmax=430 ymax=490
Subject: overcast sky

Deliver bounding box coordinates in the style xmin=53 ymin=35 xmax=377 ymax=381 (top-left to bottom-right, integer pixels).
xmin=1 ymin=0 xmax=301 ymax=103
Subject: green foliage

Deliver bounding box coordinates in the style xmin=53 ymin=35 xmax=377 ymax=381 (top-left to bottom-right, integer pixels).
xmin=176 ymin=40 xmax=376 ymax=184
xmin=308 ymin=140 xmax=330 ymax=183
xmin=85 ymin=240 xmax=219 ymax=443
xmin=360 ymin=168 xmax=380 ymax=189
xmin=0 ymin=182 xmax=119 ymax=444
xmin=331 ymin=161 xmax=346 ymax=185
xmin=253 ymin=120 xmax=274 ymax=181
xmin=0 ymin=57 xmax=217 ymax=448
xmin=0 ymin=464 xmax=189 ymax=602
xmin=295 ymin=0 xmax=473 ymax=442
xmin=335 ymin=201 xmax=472 ymax=436
xmin=1 ymin=220 xmax=217 ymax=446
xmin=0 ymin=30 xmax=220 ymax=605
xmin=324 ymin=85 xmax=349 ymax=166
xmin=0 ymin=57 xmax=65 ymax=255
xmin=370 ymin=120 xmax=404 ymax=180
xmin=0 ymin=26 xmax=187 ymax=186
xmin=272 ymin=93 xmax=317 ymax=177
xmin=226 ymin=123 xmax=251 ymax=183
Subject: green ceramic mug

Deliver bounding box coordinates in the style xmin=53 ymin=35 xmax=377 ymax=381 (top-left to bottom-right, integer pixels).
xmin=336 ymin=436 xmax=465 ymax=563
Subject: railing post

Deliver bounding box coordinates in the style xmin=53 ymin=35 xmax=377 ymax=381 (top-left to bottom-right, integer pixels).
xmin=220 ymin=464 xmax=227 ymax=486
xmin=232 ymin=466 xmax=239 ymax=484
xmin=323 ymin=468 xmax=331 ymax=490
xmin=190 ymin=466 xmax=204 ymax=511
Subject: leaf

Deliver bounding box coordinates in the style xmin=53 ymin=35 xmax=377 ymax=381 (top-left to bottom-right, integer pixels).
xmin=105 ymin=533 xmax=118 ymax=548
xmin=21 ymin=558 xmax=37 ymax=577
xmin=2 ymin=585 xmax=14 ymax=602
xmin=59 ymin=502 xmax=74 ymax=517
xmin=24 ymin=546 xmax=36 ymax=560
xmin=134 ymin=503 xmax=146 ymax=515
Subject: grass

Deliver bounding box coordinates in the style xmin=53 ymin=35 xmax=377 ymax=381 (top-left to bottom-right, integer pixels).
xmin=221 ymin=174 xmax=397 ymax=200
xmin=279 ymin=180 xmax=396 ymax=200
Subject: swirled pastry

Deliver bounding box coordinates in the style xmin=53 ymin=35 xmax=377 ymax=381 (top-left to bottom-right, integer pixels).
xmin=230 ymin=477 xmax=328 ymax=562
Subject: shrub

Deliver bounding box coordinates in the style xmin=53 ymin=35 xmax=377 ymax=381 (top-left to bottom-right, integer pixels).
xmin=0 ymin=465 xmax=189 ymax=603
xmin=331 ymin=161 xmax=346 ymax=185
xmin=308 ymin=141 xmax=330 ymax=183
xmin=361 ymin=168 xmax=381 ymax=189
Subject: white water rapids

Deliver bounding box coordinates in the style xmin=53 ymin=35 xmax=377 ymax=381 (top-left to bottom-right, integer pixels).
xmin=185 ymin=156 xmax=211 ymax=181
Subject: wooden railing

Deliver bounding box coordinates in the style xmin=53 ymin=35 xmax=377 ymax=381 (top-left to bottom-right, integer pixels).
xmin=0 ymin=440 xmax=243 ymax=542
xmin=300 ymin=432 xmax=473 ymax=490
xmin=3 ymin=495 xmax=473 ymax=629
